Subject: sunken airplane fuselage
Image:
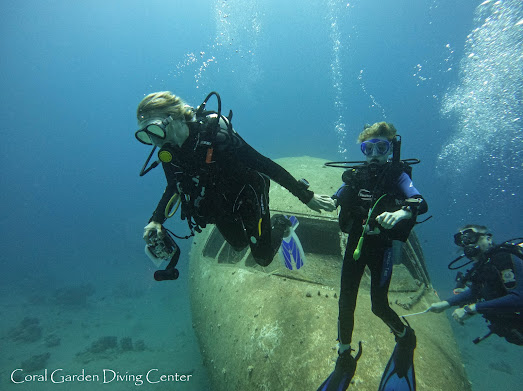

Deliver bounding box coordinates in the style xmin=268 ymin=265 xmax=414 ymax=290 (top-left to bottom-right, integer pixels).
xmin=188 ymin=156 xmax=470 ymax=391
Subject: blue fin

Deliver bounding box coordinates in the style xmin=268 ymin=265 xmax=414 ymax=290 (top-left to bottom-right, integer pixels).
xmin=278 ymin=215 xmax=305 ymax=270
xmin=317 ymin=342 xmax=362 ymax=391
xmin=378 ymin=342 xmax=416 ymax=391
xmin=317 ymin=370 xmax=353 ymax=391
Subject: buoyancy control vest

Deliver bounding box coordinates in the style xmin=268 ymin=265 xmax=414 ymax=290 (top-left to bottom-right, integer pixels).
xmin=158 ymin=92 xmax=256 ymax=233
xmin=337 ymin=161 xmax=417 ymax=242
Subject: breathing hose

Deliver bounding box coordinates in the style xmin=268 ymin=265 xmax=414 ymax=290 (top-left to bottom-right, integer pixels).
xmin=353 ymin=194 xmax=387 ymax=261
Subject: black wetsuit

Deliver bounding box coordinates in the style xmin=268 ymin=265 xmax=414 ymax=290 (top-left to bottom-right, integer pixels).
xmin=150 ymin=118 xmax=313 ymax=266
xmin=447 ymin=245 xmax=523 ymax=345
xmin=332 ymin=163 xmax=428 ymax=344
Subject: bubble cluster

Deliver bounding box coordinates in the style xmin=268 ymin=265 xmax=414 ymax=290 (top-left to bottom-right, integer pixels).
xmin=412 ymin=63 xmax=430 ymax=88
xmin=442 ymin=43 xmax=455 ymax=73
xmin=207 ymin=0 xmax=262 ymax=90
xmin=168 ymin=0 xmax=262 ymax=90
xmin=438 ymin=0 xmax=522 ymax=197
xmin=328 ymin=0 xmax=349 ymax=157
xmin=358 ymin=69 xmax=387 ymax=119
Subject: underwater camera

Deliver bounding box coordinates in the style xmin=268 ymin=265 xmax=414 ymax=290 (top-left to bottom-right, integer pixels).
xmin=144 ymin=229 xmax=181 ymax=281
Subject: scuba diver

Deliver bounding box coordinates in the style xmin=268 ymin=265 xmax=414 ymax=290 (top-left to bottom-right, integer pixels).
xmin=318 ymin=122 xmax=428 ymax=391
xmin=428 ymin=225 xmax=523 ymax=346
xmin=135 ymin=91 xmax=335 ymax=281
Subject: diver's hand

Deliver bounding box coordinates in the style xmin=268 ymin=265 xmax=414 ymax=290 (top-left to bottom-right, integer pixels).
xmin=307 ymin=194 xmax=336 ymax=213
xmin=427 ymin=301 xmax=451 ymax=313
xmin=452 ymin=304 xmax=477 ymax=325
xmin=143 ymin=221 xmax=163 ymax=243
xmin=376 ymin=209 xmax=412 ymax=229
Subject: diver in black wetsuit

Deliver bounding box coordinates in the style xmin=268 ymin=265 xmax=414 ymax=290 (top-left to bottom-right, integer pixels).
xmin=428 ymin=225 xmax=523 ymax=346
xmin=318 ymin=122 xmax=428 ymax=391
xmin=135 ymin=91 xmax=335 ymax=276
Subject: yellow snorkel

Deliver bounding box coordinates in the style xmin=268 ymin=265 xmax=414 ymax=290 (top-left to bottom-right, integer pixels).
xmin=353 ymin=194 xmax=387 ymax=261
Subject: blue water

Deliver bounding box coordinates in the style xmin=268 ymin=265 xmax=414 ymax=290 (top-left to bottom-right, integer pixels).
xmin=1 ymin=0 xmax=521 ymax=390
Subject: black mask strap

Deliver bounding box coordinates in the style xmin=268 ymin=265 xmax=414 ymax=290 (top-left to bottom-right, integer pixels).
xmin=392 ymin=134 xmax=401 ymax=165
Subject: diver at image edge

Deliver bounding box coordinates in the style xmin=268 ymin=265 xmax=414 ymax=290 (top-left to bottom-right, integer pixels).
xmin=318 ymin=122 xmax=427 ymax=391
xmin=428 ymin=225 xmax=523 ymax=346
xmin=135 ymin=91 xmax=336 ymax=281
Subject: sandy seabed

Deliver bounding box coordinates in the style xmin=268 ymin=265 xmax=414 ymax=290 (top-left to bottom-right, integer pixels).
xmin=0 ymin=280 xmax=213 ymax=391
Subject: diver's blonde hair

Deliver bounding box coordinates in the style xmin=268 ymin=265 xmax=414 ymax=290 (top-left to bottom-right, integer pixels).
xmin=458 ymin=224 xmax=490 ymax=234
xmin=137 ymin=91 xmax=194 ymax=122
xmin=357 ymin=122 xmax=397 ymax=143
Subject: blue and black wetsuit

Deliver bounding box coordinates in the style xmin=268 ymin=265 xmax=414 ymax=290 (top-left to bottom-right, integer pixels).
xmin=150 ymin=119 xmax=313 ymax=266
xmin=332 ymin=162 xmax=428 ymax=343
xmin=447 ymin=245 xmax=523 ymax=345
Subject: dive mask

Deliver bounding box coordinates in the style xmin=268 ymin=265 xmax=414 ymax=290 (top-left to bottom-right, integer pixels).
xmin=360 ymin=139 xmax=392 ymax=156
xmin=136 ymin=116 xmax=178 ymax=176
xmin=135 ymin=115 xmax=175 ymax=145
xmin=453 ymin=229 xmax=491 ymax=247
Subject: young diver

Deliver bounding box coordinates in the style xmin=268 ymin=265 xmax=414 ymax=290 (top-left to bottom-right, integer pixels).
xmin=135 ymin=91 xmax=335 ymax=280
xmin=318 ymin=122 xmax=428 ymax=391
xmin=428 ymin=225 xmax=523 ymax=345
